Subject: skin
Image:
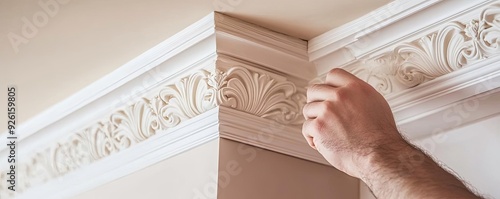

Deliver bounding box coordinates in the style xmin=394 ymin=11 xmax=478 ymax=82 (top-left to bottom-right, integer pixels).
xmin=302 ymin=68 xmax=482 ymax=199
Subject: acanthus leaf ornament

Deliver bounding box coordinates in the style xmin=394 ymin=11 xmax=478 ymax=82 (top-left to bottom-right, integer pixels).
xmin=352 ymin=4 xmax=500 ymax=94
xmin=158 ymin=70 xmax=217 ymax=128
xmin=1 ymin=65 xmax=305 ymax=197
xmin=215 ymin=67 xmax=305 ymax=125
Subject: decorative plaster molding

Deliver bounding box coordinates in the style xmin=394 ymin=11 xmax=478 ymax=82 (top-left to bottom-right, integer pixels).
xmin=219 ymin=106 xmax=327 ymax=166
xmin=0 ymin=12 xmax=312 ymax=199
xmin=392 ymin=55 xmax=500 ymax=139
xmin=308 ymin=0 xmax=441 ymax=61
xmin=216 ymin=67 xmax=306 ymax=125
xmin=16 ymin=108 xmax=220 ymax=199
xmin=4 ymin=2 xmax=500 ymax=198
xmin=310 ymin=0 xmax=497 ymax=76
xmin=0 ymin=65 xmax=305 ymax=197
xmin=350 ymin=3 xmax=500 ymax=94
xmin=308 ymin=0 xmax=500 ymax=140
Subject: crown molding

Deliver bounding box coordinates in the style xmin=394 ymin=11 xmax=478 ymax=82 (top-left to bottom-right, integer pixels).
xmin=0 ymin=12 xmax=312 ymax=199
xmin=2 ymin=62 xmax=309 ymax=198
xmin=0 ymin=13 xmax=218 ymax=156
xmin=310 ymin=0 xmax=497 ymax=76
xmin=308 ymin=0 xmax=441 ymax=61
xmin=399 ymin=88 xmax=500 ymax=140
xmin=0 ymin=11 xmax=313 ymax=152
xmin=348 ymin=2 xmax=500 ymax=93
xmin=3 ymin=1 xmax=500 ymax=198
xmin=14 ymin=109 xmax=220 ymax=199
xmin=219 ymin=107 xmax=328 ymax=165
xmin=392 ymin=56 xmax=500 ymax=139
xmin=308 ymin=0 xmax=500 ymax=140
xmin=214 ymin=13 xmax=316 ymax=81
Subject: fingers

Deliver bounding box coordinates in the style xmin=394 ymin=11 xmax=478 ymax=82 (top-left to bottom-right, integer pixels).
xmin=303 ymin=101 xmax=328 ymax=120
xmin=302 ymin=119 xmax=317 ymax=150
xmin=325 ymin=68 xmax=360 ymax=87
xmin=307 ymin=84 xmax=336 ymax=103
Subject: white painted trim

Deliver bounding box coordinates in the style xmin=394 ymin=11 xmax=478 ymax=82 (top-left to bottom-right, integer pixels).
xmin=308 ymin=0 xmax=500 ymax=139
xmin=393 ymin=57 xmax=500 ymax=139
xmin=0 ymin=13 xmax=217 ymax=150
xmin=4 ymin=1 xmax=500 ymax=198
xmin=2 ymin=12 xmax=314 ymax=199
xmin=308 ymin=0 xmax=441 ymax=61
xmin=390 ymin=56 xmax=500 ymax=122
xmin=219 ymin=107 xmax=328 ymax=165
xmin=215 ymin=13 xmax=316 ymax=80
xmin=309 ymin=0 xmax=497 ymax=76
xmin=17 ymin=108 xmax=220 ymax=199
xmin=399 ymin=88 xmax=500 ymax=140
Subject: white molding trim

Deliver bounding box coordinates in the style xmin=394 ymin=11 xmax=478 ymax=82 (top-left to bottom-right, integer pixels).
xmin=308 ymin=0 xmax=441 ymax=61
xmin=0 ymin=13 xmax=217 ymax=149
xmin=393 ymin=56 xmax=500 ymax=139
xmin=0 ymin=12 xmax=312 ymax=198
xmin=309 ymin=0 xmax=500 ymax=139
xmin=214 ymin=15 xmax=316 ymax=80
xmin=310 ymin=0 xmax=498 ymax=76
xmin=16 ymin=108 xmax=220 ymax=199
xmin=219 ymin=107 xmax=328 ymax=165
xmin=3 ymin=1 xmax=500 ymax=198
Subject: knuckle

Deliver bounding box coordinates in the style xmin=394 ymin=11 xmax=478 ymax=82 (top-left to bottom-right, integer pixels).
xmin=328 ymin=68 xmax=345 ymax=77
xmin=323 ymin=101 xmax=334 ymax=111
xmin=312 ymin=119 xmax=325 ymax=134
xmin=307 ymin=84 xmax=321 ymax=96
xmin=347 ymin=80 xmax=365 ymax=90
xmin=303 ymin=119 xmax=322 ymax=136
xmin=319 ymin=101 xmax=333 ymax=117
xmin=332 ymin=89 xmax=348 ymax=101
xmin=346 ymin=76 xmax=371 ymax=90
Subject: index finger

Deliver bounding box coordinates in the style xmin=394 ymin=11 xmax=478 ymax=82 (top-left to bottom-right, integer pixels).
xmin=325 ymin=68 xmax=360 ymax=87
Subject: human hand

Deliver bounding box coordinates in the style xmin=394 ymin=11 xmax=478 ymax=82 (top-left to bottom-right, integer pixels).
xmin=302 ymin=68 xmax=405 ymax=178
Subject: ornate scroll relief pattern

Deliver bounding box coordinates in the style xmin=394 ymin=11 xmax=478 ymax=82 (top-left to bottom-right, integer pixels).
xmin=351 ymin=4 xmax=500 ymax=94
xmin=0 ymin=70 xmax=217 ymax=197
xmin=0 ymin=66 xmax=304 ymax=197
xmin=214 ymin=67 xmax=305 ymax=125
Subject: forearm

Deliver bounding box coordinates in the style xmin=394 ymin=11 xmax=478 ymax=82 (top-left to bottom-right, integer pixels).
xmin=361 ymin=139 xmax=481 ymax=199
xmin=302 ymin=69 xmax=484 ymax=198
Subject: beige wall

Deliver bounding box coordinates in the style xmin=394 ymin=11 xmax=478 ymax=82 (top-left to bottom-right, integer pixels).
xmin=360 ymin=113 xmax=500 ymax=199
xmin=72 ymin=139 xmax=220 ymax=199
xmin=69 ymin=138 xmax=360 ymax=199
xmin=359 ymin=182 xmax=375 ymax=199
xmin=217 ymin=139 xmax=359 ymax=199
xmin=413 ymin=114 xmax=500 ymax=198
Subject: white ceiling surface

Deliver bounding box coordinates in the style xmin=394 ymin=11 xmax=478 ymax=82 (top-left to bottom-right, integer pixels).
xmin=0 ymin=0 xmax=391 ymax=129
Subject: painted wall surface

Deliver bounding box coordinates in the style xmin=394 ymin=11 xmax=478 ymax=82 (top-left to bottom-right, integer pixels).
xmin=360 ymin=114 xmax=500 ymax=199
xmin=71 ymin=139 xmax=220 ymax=199
xmin=359 ymin=182 xmax=375 ymax=199
xmin=217 ymin=139 xmax=359 ymax=199
xmin=413 ymin=114 xmax=500 ymax=198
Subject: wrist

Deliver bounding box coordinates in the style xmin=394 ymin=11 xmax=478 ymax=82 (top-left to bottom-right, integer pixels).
xmin=359 ymin=138 xmax=414 ymax=187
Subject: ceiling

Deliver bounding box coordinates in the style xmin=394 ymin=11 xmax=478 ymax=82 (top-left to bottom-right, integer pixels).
xmin=0 ymin=0 xmax=392 ymax=129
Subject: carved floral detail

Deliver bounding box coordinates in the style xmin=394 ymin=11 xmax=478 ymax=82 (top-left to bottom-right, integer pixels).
xmin=352 ymin=4 xmax=500 ymax=94
xmin=0 ymin=66 xmax=304 ymax=197
xmin=215 ymin=67 xmax=305 ymax=125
